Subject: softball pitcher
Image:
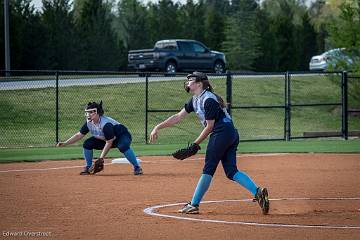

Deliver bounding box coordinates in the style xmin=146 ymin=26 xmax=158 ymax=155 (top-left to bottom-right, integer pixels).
xmin=57 ymin=101 xmax=143 ymax=176
xmin=150 ymin=72 xmax=269 ymax=214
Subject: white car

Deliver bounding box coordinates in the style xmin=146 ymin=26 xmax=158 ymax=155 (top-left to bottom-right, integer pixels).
xmin=309 ymin=48 xmax=352 ymax=71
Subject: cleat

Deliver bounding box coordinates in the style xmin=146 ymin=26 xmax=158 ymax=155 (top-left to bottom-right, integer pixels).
xmin=134 ymin=166 xmax=143 ymax=175
xmin=178 ymin=202 xmax=199 ymax=214
xmin=80 ymin=166 xmax=90 ymax=175
xmin=255 ymin=187 xmax=270 ymax=215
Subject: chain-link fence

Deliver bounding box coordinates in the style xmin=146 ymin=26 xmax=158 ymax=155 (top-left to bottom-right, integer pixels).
xmin=0 ymin=70 xmax=146 ymax=147
xmin=0 ymin=70 xmax=57 ymax=147
xmin=0 ymin=70 xmax=357 ymax=148
xmin=146 ymin=73 xmax=228 ymax=144
xmin=289 ymin=72 xmax=343 ymax=139
xmin=348 ymin=73 xmax=360 ymax=136
xmin=231 ymin=73 xmax=286 ymax=141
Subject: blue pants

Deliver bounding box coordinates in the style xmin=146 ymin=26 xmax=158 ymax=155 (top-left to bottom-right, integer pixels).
xmin=203 ymin=125 xmax=239 ymax=180
xmin=83 ymin=133 xmax=132 ymax=153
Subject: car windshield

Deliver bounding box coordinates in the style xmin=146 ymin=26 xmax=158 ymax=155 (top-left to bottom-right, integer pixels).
xmin=323 ymin=48 xmax=344 ymax=57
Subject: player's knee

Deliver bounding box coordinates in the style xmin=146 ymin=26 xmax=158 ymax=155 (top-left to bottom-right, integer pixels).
xmin=203 ymin=165 xmax=216 ymax=176
xmin=225 ymin=169 xmax=237 ymax=180
xmin=83 ymin=139 xmax=93 ymax=150
xmin=117 ymin=144 xmax=130 ymax=153
xmin=202 ymin=169 xmax=215 ymax=176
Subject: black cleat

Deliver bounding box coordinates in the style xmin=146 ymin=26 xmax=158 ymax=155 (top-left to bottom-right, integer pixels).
xmin=80 ymin=166 xmax=90 ymax=175
xmin=134 ymin=166 xmax=143 ymax=175
xmin=255 ymin=187 xmax=270 ymax=215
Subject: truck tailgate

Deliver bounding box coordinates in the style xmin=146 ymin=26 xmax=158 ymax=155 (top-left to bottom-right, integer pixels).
xmin=128 ymin=49 xmax=155 ymax=61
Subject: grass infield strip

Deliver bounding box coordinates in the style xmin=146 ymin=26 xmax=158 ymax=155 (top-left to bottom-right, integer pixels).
xmin=0 ymin=139 xmax=359 ymax=163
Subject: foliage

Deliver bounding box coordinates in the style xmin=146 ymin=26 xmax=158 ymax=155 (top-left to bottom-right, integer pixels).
xmin=41 ymin=0 xmax=78 ymax=69
xmin=116 ymin=0 xmax=150 ymax=50
xmin=255 ymin=0 xmax=318 ymax=71
xmin=74 ymin=0 xmax=121 ymax=70
xmin=0 ymin=0 xmax=348 ymax=72
xmin=222 ymin=0 xmax=260 ymax=70
xmin=326 ymin=0 xmax=360 ymax=106
xmin=204 ymin=1 xmax=226 ymax=50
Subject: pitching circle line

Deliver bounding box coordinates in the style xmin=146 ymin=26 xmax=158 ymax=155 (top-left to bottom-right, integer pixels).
xmin=143 ymin=198 xmax=360 ymax=230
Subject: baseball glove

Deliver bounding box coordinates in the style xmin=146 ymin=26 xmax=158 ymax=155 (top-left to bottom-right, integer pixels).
xmin=89 ymin=158 xmax=104 ymax=174
xmin=172 ymin=143 xmax=201 ymax=160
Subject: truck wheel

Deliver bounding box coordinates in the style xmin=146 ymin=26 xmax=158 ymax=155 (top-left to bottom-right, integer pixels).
xmin=214 ymin=61 xmax=225 ymax=74
xmin=165 ymin=61 xmax=177 ymax=75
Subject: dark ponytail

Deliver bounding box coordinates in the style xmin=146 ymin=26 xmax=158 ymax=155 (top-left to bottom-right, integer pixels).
xmin=202 ymin=81 xmax=226 ymax=108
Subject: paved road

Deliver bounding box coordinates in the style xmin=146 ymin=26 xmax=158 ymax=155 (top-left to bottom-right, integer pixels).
xmin=0 ymin=76 xmax=177 ymax=90
xmin=0 ymin=74 xmax=318 ymax=90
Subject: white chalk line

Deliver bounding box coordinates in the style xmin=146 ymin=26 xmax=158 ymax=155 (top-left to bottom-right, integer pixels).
xmin=0 ymin=162 xmax=113 ymax=173
xmin=0 ymin=153 xmax=286 ymax=173
xmin=144 ymin=198 xmax=360 ymax=230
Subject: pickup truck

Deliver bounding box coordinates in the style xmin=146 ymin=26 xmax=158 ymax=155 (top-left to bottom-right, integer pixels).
xmin=127 ymin=39 xmax=226 ymax=74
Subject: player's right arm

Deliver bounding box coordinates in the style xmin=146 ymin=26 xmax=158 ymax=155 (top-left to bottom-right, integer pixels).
xmin=57 ymin=122 xmax=88 ymax=147
xmin=56 ymin=132 xmax=85 ymax=147
xmin=150 ymin=108 xmax=188 ymax=143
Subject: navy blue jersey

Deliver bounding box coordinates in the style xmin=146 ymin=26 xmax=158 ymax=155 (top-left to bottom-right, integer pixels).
xmin=80 ymin=116 xmax=129 ymax=140
xmin=184 ymin=90 xmax=232 ymax=130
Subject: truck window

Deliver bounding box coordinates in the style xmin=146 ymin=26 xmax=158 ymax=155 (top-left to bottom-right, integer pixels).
xmin=155 ymin=42 xmax=164 ymax=49
xmin=178 ymin=42 xmax=193 ymax=52
xmin=155 ymin=41 xmax=177 ymax=50
xmin=193 ymin=43 xmax=207 ymax=53
xmin=163 ymin=42 xmax=177 ymax=49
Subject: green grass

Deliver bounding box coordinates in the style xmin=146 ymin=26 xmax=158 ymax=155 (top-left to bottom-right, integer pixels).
xmin=0 ymin=139 xmax=359 ymax=163
xmin=0 ymin=74 xmax=359 ymax=148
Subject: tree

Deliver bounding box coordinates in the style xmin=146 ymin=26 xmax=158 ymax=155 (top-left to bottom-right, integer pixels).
xmin=328 ymin=0 xmax=360 ymax=50
xmin=253 ymin=4 xmax=279 ymax=71
xmin=116 ymin=0 xmax=150 ymax=51
xmin=74 ymin=0 xmax=121 ymax=70
xmin=203 ymin=0 xmax=227 ymax=50
xmin=41 ymin=0 xmax=78 ymax=69
xmin=254 ymin=0 xmax=318 ymax=71
xmin=0 ymin=0 xmax=4 ymax=70
xmin=300 ymin=12 xmax=318 ymax=70
xmin=147 ymin=0 xmax=181 ymax=44
xmin=9 ymin=0 xmax=47 ymax=69
xmin=223 ymin=0 xmax=260 ymax=70
xmin=178 ymin=0 xmax=205 ymax=42
xmin=326 ymin=0 xmax=360 ymax=106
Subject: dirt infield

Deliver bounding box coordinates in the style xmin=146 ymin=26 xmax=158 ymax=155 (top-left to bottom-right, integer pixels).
xmin=0 ymin=153 xmax=359 ymax=240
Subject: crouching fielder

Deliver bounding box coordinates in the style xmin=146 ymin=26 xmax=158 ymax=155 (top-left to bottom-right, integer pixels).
xmin=150 ymin=72 xmax=269 ymax=215
xmin=56 ymin=101 xmax=143 ymax=176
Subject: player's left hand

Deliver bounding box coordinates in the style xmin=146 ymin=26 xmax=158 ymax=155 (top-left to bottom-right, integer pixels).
xmin=89 ymin=158 xmax=104 ymax=174
xmin=172 ymin=143 xmax=201 ymax=160
xmin=56 ymin=142 xmax=66 ymax=147
xmin=149 ymin=127 xmax=159 ymax=143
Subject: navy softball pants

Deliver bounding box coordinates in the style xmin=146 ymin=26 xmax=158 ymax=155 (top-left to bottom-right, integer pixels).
xmin=83 ymin=133 xmax=132 ymax=153
xmin=203 ymin=125 xmax=240 ymax=180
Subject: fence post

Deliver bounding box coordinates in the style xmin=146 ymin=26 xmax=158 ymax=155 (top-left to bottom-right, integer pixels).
xmin=226 ymin=70 xmax=232 ymax=116
xmin=4 ymin=0 xmax=11 ymax=76
xmin=341 ymin=71 xmax=348 ymax=140
xmin=285 ymin=71 xmax=291 ymax=141
xmin=145 ymin=74 xmax=149 ymax=144
xmin=55 ymin=71 xmax=59 ymax=144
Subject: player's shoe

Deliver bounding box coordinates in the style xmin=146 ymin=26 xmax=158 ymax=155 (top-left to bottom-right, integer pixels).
xmin=254 ymin=187 xmax=270 ymax=215
xmin=178 ymin=202 xmax=199 ymax=214
xmin=80 ymin=166 xmax=90 ymax=175
xmin=134 ymin=166 xmax=143 ymax=175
